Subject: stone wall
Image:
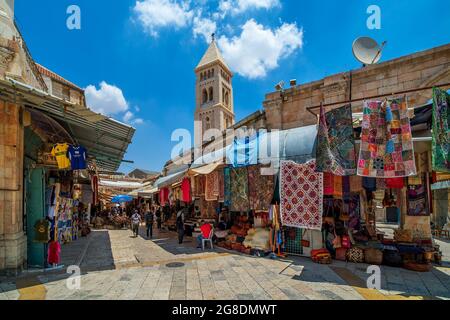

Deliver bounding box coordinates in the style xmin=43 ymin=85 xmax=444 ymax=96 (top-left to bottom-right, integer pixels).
xmin=263 ymin=44 xmax=450 ymax=130
xmin=0 ymin=100 xmax=26 ymax=273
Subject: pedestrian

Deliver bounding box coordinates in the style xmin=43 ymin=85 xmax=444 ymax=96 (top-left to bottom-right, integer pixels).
xmin=145 ymin=208 xmax=154 ymax=239
xmin=176 ymin=208 xmax=185 ymax=244
xmin=197 ymin=220 xmax=212 ymax=249
xmin=155 ymin=207 xmax=162 ymax=230
xmin=131 ymin=210 xmax=141 ymax=238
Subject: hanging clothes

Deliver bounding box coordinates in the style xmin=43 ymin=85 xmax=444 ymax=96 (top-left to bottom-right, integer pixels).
xmin=432 ymin=87 xmax=450 ymax=172
xmin=357 ymin=99 xmax=417 ymax=177
xmin=181 ymin=178 xmax=192 ymax=203
xmin=363 ymin=177 xmax=377 ymax=192
xmin=386 ymin=177 xmax=405 ymax=189
xmin=68 ymin=145 xmax=87 ymax=170
xmin=48 ymin=241 xmax=61 ymax=265
xmin=159 ymin=187 xmax=169 ymax=206
xmin=205 ymin=171 xmax=219 ymax=201
xmin=316 ymin=104 xmax=357 ymax=175
xmin=51 ymin=143 xmax=71 ymax=169
xmin=323 ymin=173 xmax=334 ymax=195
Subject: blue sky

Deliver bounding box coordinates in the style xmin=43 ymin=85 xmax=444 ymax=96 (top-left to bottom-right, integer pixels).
xmin=15 ymin=0 xmax=450 ymax=173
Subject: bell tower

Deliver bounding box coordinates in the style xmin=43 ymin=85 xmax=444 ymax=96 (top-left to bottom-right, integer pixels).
xmin=194 ymin=34 xmax=235 ymax=146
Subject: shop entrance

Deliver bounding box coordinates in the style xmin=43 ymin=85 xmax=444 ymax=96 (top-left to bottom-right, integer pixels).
xmin=25 ymin=168 xmax=46 ymax=268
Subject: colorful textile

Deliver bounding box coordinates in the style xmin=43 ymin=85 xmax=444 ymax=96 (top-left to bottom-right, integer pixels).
xmin=344 ymin=193 xmax=361 ymax=230
xmin=349 ymin=176 xmax=363 ymax=193
xmin=181 ymin=178 xmax=192 ymax=203
xmin=342 ymin=176 xmax=350 ymax=195
xmin=68 ymin=145 xmax=87 ymax=170
xmin=248 ymin=165 xmax=275 ymax=211
xmin=432 ymin=88 xmax=450 ymax=172
xmin=316 ymin=104 xmax=357 ymax=175
xmin=376 ymin=178 xmax=387 ymax=190
xmin=386 ymin=177 xmax=404 ymax=189
xmin=333 ymin=175 xmax=343 ymax=198
xmin=363 ymin=177 xmax=376 ymax=192
xmin=230 ymin=167 xmax=249 ymax=212
xmin=194 ymin=175 xmax=205 ymax=197
xmin=205 ymin=171 xmax=219 ymax=201
xmin=407 ymin=175 xmax=429 ymax=216
xmin=224 ymin=167 xmax=231 ymax=206
xmin=323 ymin=173 xmax=334 ymax=195
xmin=280 ymin=160 xmax=323 ymax=230
xmin=357 ymin=99 xmax=416 ymax=177
xmin=159 ymin=187 xmax=169 ymax=206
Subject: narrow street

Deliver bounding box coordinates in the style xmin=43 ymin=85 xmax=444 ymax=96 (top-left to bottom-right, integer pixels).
xmin=1 ymin=227 xmax=449 ymax=301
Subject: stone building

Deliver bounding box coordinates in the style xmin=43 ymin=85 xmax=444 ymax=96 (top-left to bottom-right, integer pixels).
xmin=194 ymin=37 xmax=236 ymax=146
xmin=0 ymin=0 xmax=135 ymax=273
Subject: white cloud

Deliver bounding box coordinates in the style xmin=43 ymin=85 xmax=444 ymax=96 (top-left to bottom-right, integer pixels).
xmin=193 ymin=15 xmax=217 ymax=43
xmin=85 ymin=81 xmax=129 ymax=116
xmin=85 ymin=81 xmax=144 ymax=125
xmin=123 ymin=111 xmax=144 ymax=125
xmin=133 ymin=0 xmax=194 ymax=37
xmin=217 ymin=19 xmax=303 ymax=79
xmin=219 ymin=0 xmax=280 ymax=16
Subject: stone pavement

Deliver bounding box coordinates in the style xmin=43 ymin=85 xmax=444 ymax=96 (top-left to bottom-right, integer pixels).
xmin=1 ymin=226 xmax=449 ymax=300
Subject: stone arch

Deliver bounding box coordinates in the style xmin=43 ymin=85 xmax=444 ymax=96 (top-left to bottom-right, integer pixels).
xmin=209 ymin=87 xmax=213 ymax=102
xmin=202 ymin=89 xmax=208 ymax=104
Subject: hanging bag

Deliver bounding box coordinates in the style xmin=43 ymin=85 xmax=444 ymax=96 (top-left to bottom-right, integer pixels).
xmin=332 ymin=229 xmax=342 ymax=249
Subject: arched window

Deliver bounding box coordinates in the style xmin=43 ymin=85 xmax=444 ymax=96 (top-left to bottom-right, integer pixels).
xmin=222 ymin=88 xmax=225 ymax=103
xmin=202 ymin=89 xmax=208 ymax=104
xmin=207 ymin=70 xmax=211 ymax=79
xmin=212 ymin=69 xmax=215 ymax=77
xmin=209 ymin=87 xmax=213 ymax=102
xmin=225 ymin=91 xmax=229 ymax=106
xmin=205 ymin=116 xmax=211 ymax=130
xmin=200 ymin=73 xmax=203 ymax=81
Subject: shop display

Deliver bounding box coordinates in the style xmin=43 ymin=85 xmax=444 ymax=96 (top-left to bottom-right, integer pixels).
xmin=247 ymin=165 xmax=275 ymax=211
xmin=357 ymin=99 xmax=417 ymax=178
xmin=316 ymin=104 xmax=357 ymax=176
xmin=205 ymin=171 xmax=219 ymax=201
xmin=68 ymin=145 xmax=87 ymax=170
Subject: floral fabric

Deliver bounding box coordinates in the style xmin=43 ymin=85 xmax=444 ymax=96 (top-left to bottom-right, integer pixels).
xmin=280 ymin=160 xmax=323 ymax=230
xmin=357 ymin=99 xmax=416 ymax=177
xmin=205 ymin=171 xmax=219 ymax=201
xmin=248 ymin=165 xmax=275 ymax=211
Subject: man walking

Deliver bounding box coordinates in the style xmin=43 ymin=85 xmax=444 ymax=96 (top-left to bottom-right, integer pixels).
xmin=145 ymin=208 xmax=154 ymax=239
xmin=176 ymin=208 xmax=185 ymax=244
xmin=131 ymin=210 xmax=141 ymax=238
xmin=155 ymin=207 xmax=162 ymax=230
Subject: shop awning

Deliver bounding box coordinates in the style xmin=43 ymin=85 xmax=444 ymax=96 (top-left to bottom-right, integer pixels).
xmin=99 ymin=179 xmax=144 ymax=189
xmin=154 ymin=169 xmax=187 ymax=189
xmin=0 ymin=78 xmax=135 ymax=172
xmin=138 ymin=187 xmax=158 ymax=198
xmin=189 ymin=162 xmax=222 ymax=175
xmin=432 ymin=180 xmax=450 ymax=190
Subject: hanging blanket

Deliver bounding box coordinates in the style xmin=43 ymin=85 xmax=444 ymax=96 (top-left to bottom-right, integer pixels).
xmin=230 ymin=167 xmax=250 ymax=212
xmin=407 ymin=175 xmax=429 ymax=216
xmin=280 ymin=160 xmax=323 ymax=230
xmin=205 ymin=171 xmax=219 ymax=201
xmin=224 ymin=167 xmax=231 ymax=206
xmin=181 ymin=178 xmax=192 ymax=203
xmin=432 ymin=88 xmax=450 ymax=172
xmin=218 ymin=169 xmax=225 ymax=202
xmin=248 ymin=165 xmax=275 ymax=211
xmin=358 ymin=99 xmax=417 ymax=177
xmin=349 ymin=175 xmax=363 ymax=193
xmin=316 ymin=104 xmax=357 ymax=175
xmin=193 ymin=175 xmax=206 ymax=197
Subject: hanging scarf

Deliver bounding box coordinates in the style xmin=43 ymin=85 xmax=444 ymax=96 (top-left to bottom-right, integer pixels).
xmin=432 ymin=87 xmax=450 ymax=172
xmin=181 ymin=178 xmax=192 ymax=203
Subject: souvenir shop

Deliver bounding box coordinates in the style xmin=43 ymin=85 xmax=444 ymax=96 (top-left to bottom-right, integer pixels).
xmin=24 ymin=111 xmax=97 ymax=268
xmin=154 ymin=87 xmax=448 ymax=272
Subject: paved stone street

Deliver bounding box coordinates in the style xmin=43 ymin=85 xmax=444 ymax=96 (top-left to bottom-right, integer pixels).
xmin=1 ymin=227 xmax=449 ymax=300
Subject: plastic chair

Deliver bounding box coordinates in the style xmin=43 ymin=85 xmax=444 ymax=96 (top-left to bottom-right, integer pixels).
xmin=202 ymin=228 xmax=214 ymax=251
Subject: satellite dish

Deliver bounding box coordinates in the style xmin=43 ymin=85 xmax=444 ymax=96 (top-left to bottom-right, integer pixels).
xmin=352 ymin=37 xmax=385 ymax=65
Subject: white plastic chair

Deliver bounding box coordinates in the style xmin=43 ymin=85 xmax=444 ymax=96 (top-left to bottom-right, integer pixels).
xmin=202 ymin=228 xmax=214 ymax=251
